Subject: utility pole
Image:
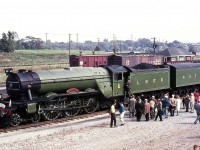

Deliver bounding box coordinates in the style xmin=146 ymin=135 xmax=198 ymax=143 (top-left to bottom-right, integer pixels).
xmin=76 ymin=34 xmax=78 ymax=50
xmin=120 ymin=40 xmax=122 ymax=52
xmin=97 ymin=38 xmax=100 ymax=47
xmin=45 ymin=33 xmax=48 ymax=49
xmin=151 ymin=37 xmax=158 ymax=55
xmin=150 ymin=37 xmax=158 ymax=64
xmin=113 ymin=34 xmax=116 ymax=53
xmin=68 ymin=34 xmax=71 ymax=64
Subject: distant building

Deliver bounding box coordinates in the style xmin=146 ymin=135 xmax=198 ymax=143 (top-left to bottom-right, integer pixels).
xmin=128 ymin=47 xmax=133 ymax=51
xmin=189 ymin=43 xmax=200 ymax=55
xmin=159 ymin=48 xmax=194 ymax=64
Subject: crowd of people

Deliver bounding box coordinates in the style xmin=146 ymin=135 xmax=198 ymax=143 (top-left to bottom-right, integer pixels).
xmin=109 ymin=89 xmax=200 ymax=128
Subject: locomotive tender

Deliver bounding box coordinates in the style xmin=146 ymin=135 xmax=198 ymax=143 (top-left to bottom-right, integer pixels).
xmin=1 ymin=63 xmax=200 ymax=126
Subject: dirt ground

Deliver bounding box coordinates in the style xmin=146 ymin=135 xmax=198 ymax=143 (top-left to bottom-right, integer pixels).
xmin=0 ymin=109 xmax=200 ymax=150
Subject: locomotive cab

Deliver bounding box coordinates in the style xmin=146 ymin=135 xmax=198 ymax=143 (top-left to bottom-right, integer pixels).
xmin=105 ymin=66 xmax=128 ymax=97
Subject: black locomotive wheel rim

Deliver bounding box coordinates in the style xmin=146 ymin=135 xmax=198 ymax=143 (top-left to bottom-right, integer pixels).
xmin=84 ymin=97 xmax=99 ymax=113
xmin=65 ymin=99 xmax=81 ymax=117
xmin=10 ymin=113 xmax=21 ymax=127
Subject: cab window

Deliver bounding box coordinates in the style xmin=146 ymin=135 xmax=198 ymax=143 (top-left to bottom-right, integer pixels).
xmin=114 ymin=73 xmax=122 ymax=81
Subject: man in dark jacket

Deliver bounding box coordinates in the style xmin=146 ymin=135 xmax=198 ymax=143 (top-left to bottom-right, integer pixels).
xmin=135 ymin=97 xmax=144 ymax=121
xmin=0 ymin=104 xmax=12 ymax=128
xmin=125 ymin=78 xmax=131 ymax=97
xmin=128 ymin=95 xmax=136 ymax=120
xmin=155 ymin=99 xmax=163 ymax=121
xmin=162 ymin=94 xmax=170 ymax=118
xmin=184 ymin=94 xmax=190 ymax=112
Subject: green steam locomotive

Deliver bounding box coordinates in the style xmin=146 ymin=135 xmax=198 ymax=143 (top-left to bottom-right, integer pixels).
xmin=1 ymin=63 xmax=200 ymax=126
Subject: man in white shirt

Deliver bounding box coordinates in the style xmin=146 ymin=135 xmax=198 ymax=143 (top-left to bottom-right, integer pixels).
xmin=110 ymin=100 xmax=117 ymax=128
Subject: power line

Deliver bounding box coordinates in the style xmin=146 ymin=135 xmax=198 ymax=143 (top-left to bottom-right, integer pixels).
xmin=76 ymin=34 xmax=79 ymax=50
xmin=68 ymin=33 xmax=71 ymax=64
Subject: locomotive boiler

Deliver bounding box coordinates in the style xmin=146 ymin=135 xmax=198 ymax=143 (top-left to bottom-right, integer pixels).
xmin=6 ymin=67 xmax=112 ymax=99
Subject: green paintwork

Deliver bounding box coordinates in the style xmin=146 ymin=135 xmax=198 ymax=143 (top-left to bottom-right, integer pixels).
xmin=113 ymin=79 xmax=125 ymax=96
xmin=36 ymin=67 xmax=111 ymax=94
xmin=95 ymin=78 xmax=113 ymax=97
xmin=27 ymin=103 xmax=37 ymax=113
xmin=174 ymin=68 xmax=200 ymax=87
xmin=130 ymin=68 xmax=170 ymax=94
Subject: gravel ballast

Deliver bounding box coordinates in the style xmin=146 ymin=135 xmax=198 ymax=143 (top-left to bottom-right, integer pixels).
xmin=0 ymin=109 xmax=199 ymax=150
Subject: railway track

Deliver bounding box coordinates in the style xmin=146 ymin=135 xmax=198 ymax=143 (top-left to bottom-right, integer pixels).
xmin=0 ymin=110 xmax=109 ymax=133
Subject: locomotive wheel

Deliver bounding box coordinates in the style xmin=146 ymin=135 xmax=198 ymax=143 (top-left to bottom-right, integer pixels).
xmin=84 ymin=97 xmax=99 ymax=113
xmin=10 ymin=113 xmax=21 ymax=127
xmin=42 ymin=103 xmax=61 ymax=121
xmin=31 ymin=113 xmax=41 ymax=123
xmin=65 ymin=99 xmax=81 ymax=117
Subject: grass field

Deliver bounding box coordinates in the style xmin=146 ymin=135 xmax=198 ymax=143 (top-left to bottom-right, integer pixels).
xmin=0 ymin=49 xmax=106 ymax=82
xmin=0 ymin=49 xmax=105 ymax=66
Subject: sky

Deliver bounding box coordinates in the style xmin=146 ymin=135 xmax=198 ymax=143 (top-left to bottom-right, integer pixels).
xmin=0 ymin=0 xmax=200 ymax=43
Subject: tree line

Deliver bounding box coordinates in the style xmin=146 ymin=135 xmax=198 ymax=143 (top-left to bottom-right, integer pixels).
xmin=0 ymin=31 xmax=199 ymax=53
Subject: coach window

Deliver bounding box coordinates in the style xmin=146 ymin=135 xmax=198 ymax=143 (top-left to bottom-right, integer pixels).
xmin=171 ymin=57 xmax=176 ymax=62
xmin=186 ymin=57 xmax=191 ymax=60
xmin=179 ymin=56 xmax=184 ymax=61
xmin=164 ymin=57 xmax=167 ymax=63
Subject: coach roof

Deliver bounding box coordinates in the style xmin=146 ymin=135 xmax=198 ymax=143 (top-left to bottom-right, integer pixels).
xmin=105 ymin=65 xmax=127 ymax=73
xmin=169 ymin=63 xmax=200 ymax=69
